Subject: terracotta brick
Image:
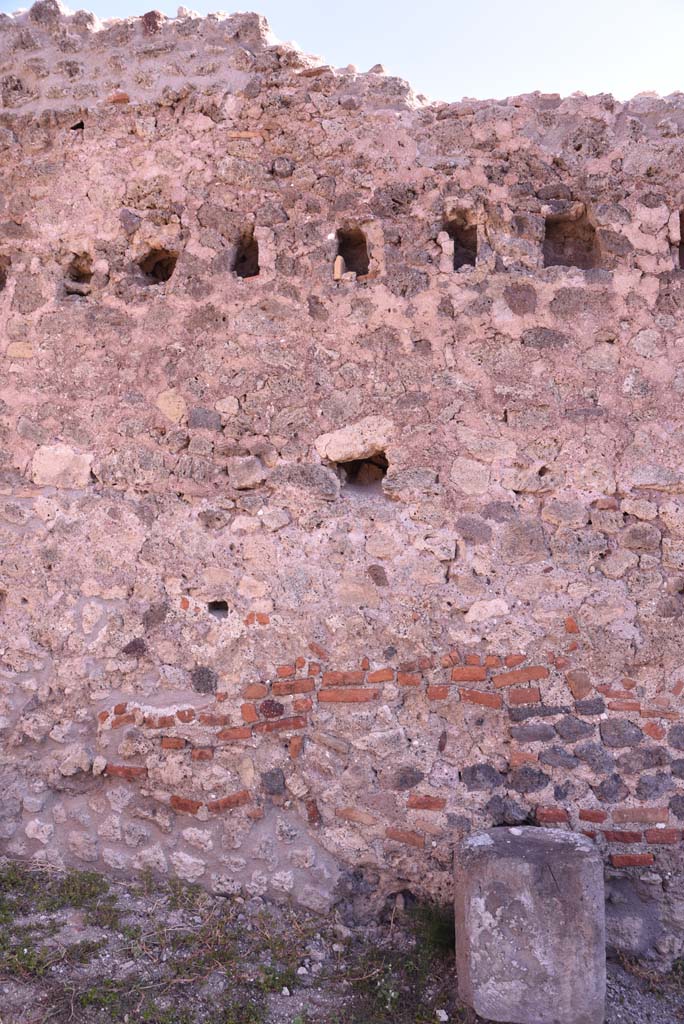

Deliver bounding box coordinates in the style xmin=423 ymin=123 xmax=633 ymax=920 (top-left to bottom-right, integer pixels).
xmin=206 ymin=790 xmax=251 ymax=813
xmin=199 ymin=712 xmax=231 ymax=726
xmin=289 ymin=735 xmax=304 ymax=759
xmin=459 ymin=689 xmax=503 ymax=709
xmin=105 ymin=764 xmax=147 ymax=780
xmin=336 ymin=806 xmax=376 ymax=825
xmin=612 ymin=806 xmax=669 ymax=824
xmin=427 ymin=685 xmax=449 ymax=700
xmin=240 ymin=703 xmax=258 ymax=723
xmin=579 ymin=808 xmax=608 ymax=823
xmin=493 ymin=666 xmax=549 ymax=689
xmin=508 ymin=686 xmax=541 ymax=705
xmin=307 ymin=662 xmax=321 ymax=676
xmin=397 ymin=672 xmax=421 ymax=687
xmin=216 ymin=726 xmax=252 ymax=741
xmin=604 ymin=830 xmax=642 ymax=843
xmin=97 ymin=711 xmax=110 ymax=725
xmin=504 ymin=654 xmax=526 ymax=667
xmin=170 ymin=795 xmax=202 ymax=814
xmin=243 ymin=683 xmax=268 ymax=699
xmin=510 ymin=750 xmax=538 ymax=767
xmin=191 ymin=747 xmax=213 ymax=761
xmin=322 ymin=670 xmax=365 ymax=686
xmin=308 ymin=641 xmax=329 ymax=660
xmin=255 ymin=612 xmax=270 ymax=625
xmin=465 ymin=654 xmax=482 ymax=666
xmin=143 ymin=715 xmax=175 ymax=729
xmin=360 ymin=656 xmax=370 ymax=670
xmin=536 ymin=806 xmax=569 ymax=824
xmin=272 ymin=677 xmax=315 ymax=696
xmin=367 ymin=668 xmax=394 ymax=683
xmin=608 ymin=700 xmax=641 ymax=712
xmin=176 ymin=708 xmax=196 ymax=723
xmin=276 ymin=664 xmax=295 ymax=678
xmin=111 ymin=712 xmax=136 ymax=729
xmin=451 ymin=666 xmax=487 ymax=682
xmin=564 ymin=616 xmax=579 ymax=634
xmin=113 ymin=702 xmax=128 ymax=716
xmin=385 ymin=826 xmax=425 ymax=849
xmin=161 ymin=736 xmax=186 ymax=750
xmin=253 ymin=714 xmax=307 ymax=731
xmin=645 ymin=828 xmax=681 ymax=844
xmin=295 ymin=657 xmax=306 ymax=670
xmin=484 ymin=655 xmax=502 ymax=668
xmin=611 ymin=853 xmax=655 ymax=868
xmin=318 ymin=689 xmax=379 ymax=703
xmin=565 ymin=670 xmax=592 ymax=700
xmin=644 ymin=721 xmax=667 ymax=742
xmin=407 ymin=794 xmax=446 ymax=811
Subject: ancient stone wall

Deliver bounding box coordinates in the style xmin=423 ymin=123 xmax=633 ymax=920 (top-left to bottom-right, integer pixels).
xmin=1 ymin=0 xmax=684 ymax=963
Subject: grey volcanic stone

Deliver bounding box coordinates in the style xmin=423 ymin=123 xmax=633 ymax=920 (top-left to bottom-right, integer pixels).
xmin=600 ymin=719 xmax=643 ymax=748
xmin=576 ymin=742 xmax=615 ymax=774
xmin=539 ymin=746 xmax=580 ymax=769
xmin=669 ymin=724 xmax=684 ymax=751
xmin=461 ymin=763 xmax=503 ymax=792
xmin=484 ymin=794 xmax=529 ymax=826
xmin=455 ymin=827 xmax=605 ymax=1024
xmin=555 ymin=716 xmax=595 ymax=741
xmin=636 ymin=773 xmax=673 ymax=801
xmin=592 ymin=773 xmax=629 ymax=803
xmin=508 ymin=766 xmax=550 ymax=793
xmin=510 ymin=723 xmax=556 ymax=742
xmin=616 ymin=746 xmax=670 ymax=773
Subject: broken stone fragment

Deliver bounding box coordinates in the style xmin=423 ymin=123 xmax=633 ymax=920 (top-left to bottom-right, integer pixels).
xmin=156 ymin=389 xmax=187 ymax=423
xmin=58 ymin=744 xmax=93 ymax=776
xmin=227 ymin=455 xmax=268 ymax=489
xmin=314 ymin=416 xmax=393 ymax=463
xmin=31 ymin=443 xmax=93 ymax=488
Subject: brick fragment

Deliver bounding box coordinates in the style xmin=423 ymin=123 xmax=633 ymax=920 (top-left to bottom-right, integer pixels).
xmin=493 ymin=666 xmax=549 ymax=689
xmin=336 ymin=806 xmax=376 ymax=825
xmin=535 ymin=806 xmax=569 ymax=824
xmin=508 ymin=687 xmax=541 ymax=705
xmin=272 ymin=677 xmax=316 ymax=696
xmin=176 ymin=708 xmax=196 ymax=723
xmin=161 ymin=736 xmax=185 ymax=750
xmin=206 ymin=790 xmax=251 ymax=813
xmin=216 ymin=726 xmax=252 ymax=741
xmin=322 ymin=670 xmax=365 ymax=686
xmin=612 ymin=806 xmax=669 ymax=824
xmin=603 ymin=830 xmax=642 ymax=843
xmin=579 ymin=809 xmax=608 ymax=823
xmin=451 ymin=666 xmax=487 ymax=682
xmin=318 ymin=689 xmax=378 ymax=703
xmin=252 ymin=715 xmax=307 ymax=731
xmin=427 ymin=685 xmax=449 ymax=700
xmin=241 ymin=703 xmax=258 ymax=723
xmin=243 ymin=683 xmax=268 ymax=699
xmin=397 ymin=672 xmax=421 ymax=687
xmin=367 ymin=668 xmax=394 ymax=683
xmin=407 ymin=794 xmax=446 ymax=811
xmin=105 ymin=764 xmax=147 ymax=780
xmin=460 ymin=689 xmax=503 ymax=709
xmin=611 ymin=853 xmax=655 ymax=867
xmin=170 ymin=795 xmax=202 ymax=814
xmin=191 ymin=747 xmax=213 ymax=761
xmin=504 ymin=654 xmax=526 ymax=667
xmin=645 ymin=828 xmax=681 ymax=844
xmin=385 ymin=826 xmax=425 ymax=848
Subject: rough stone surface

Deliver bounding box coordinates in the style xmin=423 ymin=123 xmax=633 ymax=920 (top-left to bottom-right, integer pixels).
xmin=0 ymin=2 xmax=683 ymax=964
xmin=455 ymin=827 xmax=606 ymax=1024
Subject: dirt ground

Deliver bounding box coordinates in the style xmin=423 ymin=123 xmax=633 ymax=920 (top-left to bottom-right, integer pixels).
xmin=0 ymin=859 xmax=681 ymax=1024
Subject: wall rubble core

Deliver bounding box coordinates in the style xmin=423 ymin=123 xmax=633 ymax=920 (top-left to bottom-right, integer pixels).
xmin=1 ymin=0 xmax=684 ymax=965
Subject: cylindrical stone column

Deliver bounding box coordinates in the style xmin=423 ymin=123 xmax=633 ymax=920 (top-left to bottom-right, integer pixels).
xmin=455 ymin=827 xmax=606 ymax=1024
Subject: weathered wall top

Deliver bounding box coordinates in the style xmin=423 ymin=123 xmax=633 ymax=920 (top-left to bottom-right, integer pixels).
xmin=1 ymin=0 xmax=684 ymax=966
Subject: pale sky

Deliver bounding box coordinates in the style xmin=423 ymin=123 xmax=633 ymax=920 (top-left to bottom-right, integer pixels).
xmin=1 ymin=0 xmax=681 ymax=103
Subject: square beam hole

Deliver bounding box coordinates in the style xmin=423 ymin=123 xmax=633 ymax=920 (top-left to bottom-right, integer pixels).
xmin=336 ymin=452 xmax=388 ymax=492
xmin=445 ymin=215 xmax=476 ymax=269
xmin=207 ymin=600 xmax=229 ymax=619
xmin=543 ymin=211 xmax=599 ymax=269
xmin=139 ymin=247 xmax=178 ymax=284
xmin=336 ymin=227 xmax=370 ymax=277
xmin=234 ymin=228 xmax=259 ymax=279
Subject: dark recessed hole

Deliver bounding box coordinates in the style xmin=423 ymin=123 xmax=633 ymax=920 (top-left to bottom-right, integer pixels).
xmin=208 ymin=600 xmax=229 ymax=619
xmin=70 ymin=121 xmax=85 ymax=131
xmin=444 ymin=215 xmax=477 ymax=269
xmin=336 ymin=227 xmax=370 ymax=276
xmin=67 ymin=253 xmax=93 ymax=284
xmin=543 ymin=211 xmax=599 ymax=269
xmin=0 ymin=255 xmax=10 ymax=292
xmin=336 ymin=451 xmax=388 ymax=491
xmin=233 ymin=228 xmax=259 ymax=279
xmin=139 ymin=247 xmax=178 ymax=284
